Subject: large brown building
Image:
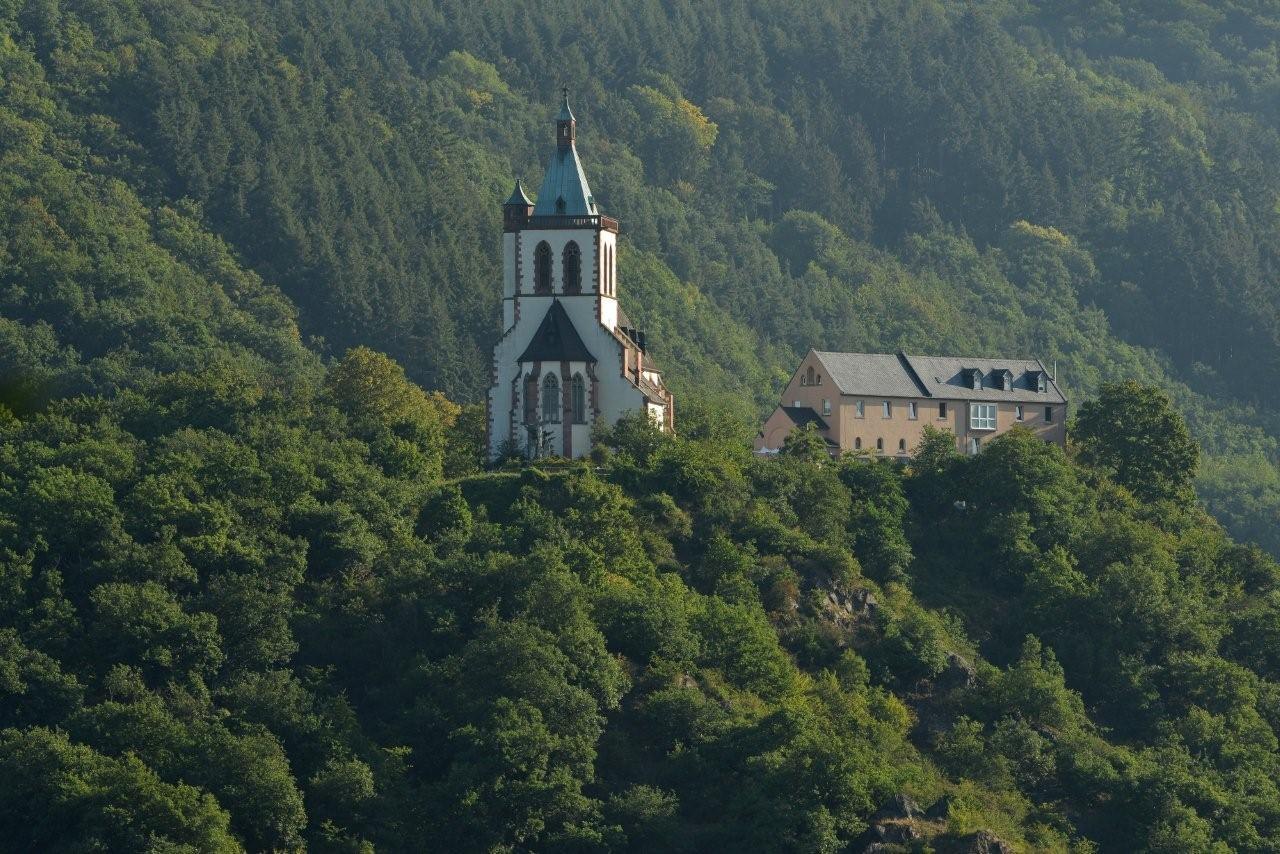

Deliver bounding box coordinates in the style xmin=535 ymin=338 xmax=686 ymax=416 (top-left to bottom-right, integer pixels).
xmin=756 ymin=350 xmax=1067 ymax=457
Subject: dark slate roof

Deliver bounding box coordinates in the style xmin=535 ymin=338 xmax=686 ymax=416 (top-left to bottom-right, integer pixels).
xmin=902 ymin=355 xmax=1067 ymax=403
xmin=812 ymin=352 xmax=927 ymax=398
xmin=780 ymin=406 xmax=829 ymax=431
xmin=505 ymin=178 xmax=533 ymax=207
xmin=518 ymin=301 xmax=596 ymax=363
xmin=811 ymin=350 xmax=1066 ymax=403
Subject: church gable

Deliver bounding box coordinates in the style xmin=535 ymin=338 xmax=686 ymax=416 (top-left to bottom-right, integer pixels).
xmin=518 ymin=301 xmax=596 ymax=363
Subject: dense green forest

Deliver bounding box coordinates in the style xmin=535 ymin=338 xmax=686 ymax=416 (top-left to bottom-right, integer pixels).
xmin=3 ymin=0 xmax=1280 ymax=549
xmin=3 ymin=0 xmax=1280 ymax=851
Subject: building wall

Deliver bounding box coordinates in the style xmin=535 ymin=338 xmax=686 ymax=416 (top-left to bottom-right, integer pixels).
xmin=517 ymin=227 xmax=598 ymax=295
xmin=775 ymin=350 xmax=838 ymax=436
xmin=760 ymin=352 xmax=1067 ymax=456
xmin=488 ymin=224 xmax=647 ymax=460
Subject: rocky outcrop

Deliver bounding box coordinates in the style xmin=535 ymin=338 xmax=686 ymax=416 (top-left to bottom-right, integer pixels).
xmin=936 ymin=652 xmax=976 ymax=691
xmin=943 ymin=830 xmax=1015 ymax=854
xmin=821 ymin=587 xmax=880 ymax=630
xmin=872 ymin=794 xmax=920 ymax=822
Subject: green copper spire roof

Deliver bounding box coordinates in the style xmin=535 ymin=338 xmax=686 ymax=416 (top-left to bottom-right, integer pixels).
xmin=557 ymin=86 xmax=575 ymax=122
xmin=533 ymin=91 xmax=597 ymax=217
xmin=505 ymin=178 xmax=533 ymax=207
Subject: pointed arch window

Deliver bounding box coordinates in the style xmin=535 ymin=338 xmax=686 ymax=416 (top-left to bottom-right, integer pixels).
xmin=571 ymin=374 xmax=587 ymax=423
xmin=534 ymin=241 xmax=552 ymax=294
xmin=542 ymin=374 xmax=561 ymax=422
xmin=563 ymin=242 xmax=582 ymax=294
xmin=523 ymin=373 xmax=538 ymax=424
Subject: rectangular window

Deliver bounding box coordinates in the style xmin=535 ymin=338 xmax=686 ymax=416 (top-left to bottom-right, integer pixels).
xmin=968 ymin=437 xmax=981 ymax=455
xmin=855 ymin=400 xmax=865 ymax=418
xmin=1015 ymin=404 xmax=1024 ymax=421
xmin=970 ymin=403 xmax=997 ymax=431
xmin=793 ymin=400 xmax=802 ymax=408
xmin=1045 ymin=406 xmax=1054 ymax=423
xmin=822 ymin=399 xmax=831 ymax=416
xmin=882 ymin=401 xmax=891 ymax=418
xmin=938 ymin=401 xmax=948 ymax=419
xmin=908 ymin=402 xmax=918 ymax=420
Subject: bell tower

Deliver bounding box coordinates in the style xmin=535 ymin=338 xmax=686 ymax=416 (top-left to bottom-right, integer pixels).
xmin=487 ymin=90 xmax=672 ymax=462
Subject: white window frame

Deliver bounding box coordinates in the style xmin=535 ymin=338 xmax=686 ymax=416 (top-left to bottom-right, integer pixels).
xmin=970 ymin=402 xmax=997 ymax=431
xmin=908 ymin=401 xmax=918 ymax=420
xmin=822 ymin=398 xmax=831 ymax=416
xmin=882 ymin=401 xmax=891 ymax=419
xmin=1015 ymin=404 xmax=1024 ymax=421
xmin=855 ymin=400 xmax=865 ymax=418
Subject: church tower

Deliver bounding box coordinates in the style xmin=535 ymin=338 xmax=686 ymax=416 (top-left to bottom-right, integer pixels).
xmin=487 ymin=91 xmax=673 ymax=460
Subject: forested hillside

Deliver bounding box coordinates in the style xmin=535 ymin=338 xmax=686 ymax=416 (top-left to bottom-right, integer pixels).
xmin=3 ymin=1 xmax=1280 ymax=851
xmin=3 ymin=0 xmax=1280 ymax=548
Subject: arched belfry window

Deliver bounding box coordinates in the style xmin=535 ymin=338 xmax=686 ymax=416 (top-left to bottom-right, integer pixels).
xmin=534 ymin=241 xmax=552 ymax=294
xmin=563 ymin=242 xmax=582 ymax=294
xmin=572 ymin=374 xmax=586 ymax=423
xmin=542 ymin=374 xmax=560 ymax=422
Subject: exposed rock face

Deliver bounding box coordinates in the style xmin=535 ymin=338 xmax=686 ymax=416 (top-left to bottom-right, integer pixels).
xmin=952 ymin=830 xmax=1015 ymax=854
xmin=854 ymin=794 xmax=925 ymax=852
xmin=937 ymin=652 xmax=976 ymax=691
xmin=924 ymin=794 xmax=954 ymax=820
xmin=856 ymin=820 xmax=922 ymax=851
xmin=872 ymin=793 xmax=921 ymax=821
xmin=820 ymin=587 xmax=881 ymax=636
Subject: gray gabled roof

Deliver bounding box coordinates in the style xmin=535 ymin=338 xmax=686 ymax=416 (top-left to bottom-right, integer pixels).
xmin=810 ymin=350 xmax=1066 ymax=403
xmin=902 ymin=354 xmax=1067 ymax=403
xmin=812 ymin=352 xmax=927 ymax=398
xmin=518 ymin=301 xmax=596 ymax=363
xmin=781 ymin=406 xmax=829 ymax=431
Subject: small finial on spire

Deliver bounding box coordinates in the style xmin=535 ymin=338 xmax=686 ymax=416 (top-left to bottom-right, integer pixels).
xmin=555 ymin=87 xmax=576 ymax=147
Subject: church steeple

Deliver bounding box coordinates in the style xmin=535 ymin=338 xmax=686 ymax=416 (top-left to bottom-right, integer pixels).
xmin=556 ymin=87 xmax=576 ymax=149
xmin=534 ymin=89 xmax=596 ymax=217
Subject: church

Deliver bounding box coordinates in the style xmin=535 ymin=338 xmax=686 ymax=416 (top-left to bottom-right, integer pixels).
xmin=487 ymin=93 xmax=674 ymax=460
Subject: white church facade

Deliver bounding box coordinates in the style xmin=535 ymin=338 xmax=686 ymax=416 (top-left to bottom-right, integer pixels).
xmin=487 ymin=93 xmax=673 ymax=460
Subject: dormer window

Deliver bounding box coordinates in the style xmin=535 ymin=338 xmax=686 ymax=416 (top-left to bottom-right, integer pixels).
xmin=962 ymin=368 xmax=982 ymax=390
xmin=997 ymin=370 xmax=1013 ymax=391
xmin=1027 ymin=370 xmax=1047 ymax=393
